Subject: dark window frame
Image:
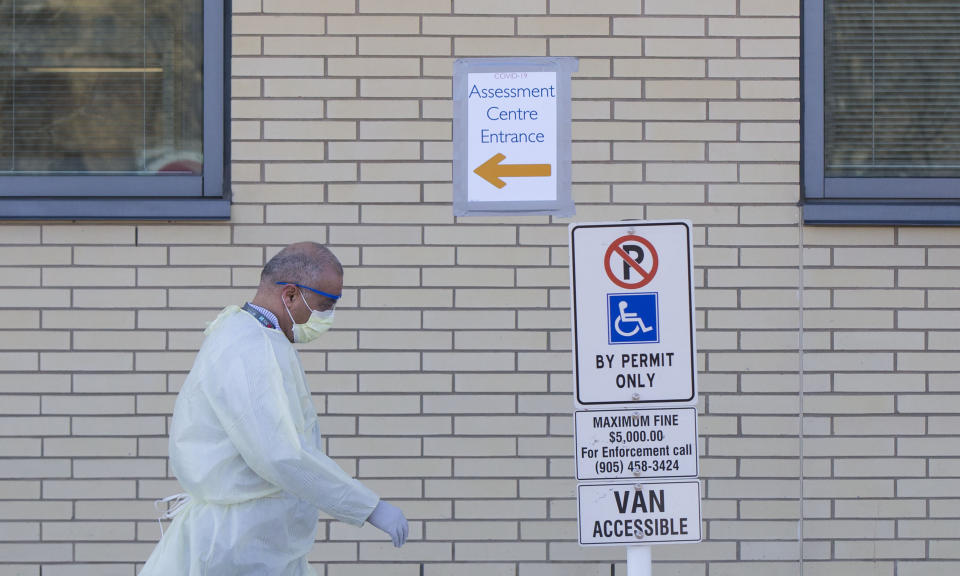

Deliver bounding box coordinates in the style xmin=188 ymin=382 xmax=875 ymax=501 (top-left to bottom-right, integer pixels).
xmin=802 ymin=0 xmax=960 ymax=225
xmin=0 ymin=0 xmax=230 ymax=220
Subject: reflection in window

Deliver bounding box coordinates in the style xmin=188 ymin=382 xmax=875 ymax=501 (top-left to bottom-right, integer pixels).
xmin=0 ymin=0 xmax=203 ymax=175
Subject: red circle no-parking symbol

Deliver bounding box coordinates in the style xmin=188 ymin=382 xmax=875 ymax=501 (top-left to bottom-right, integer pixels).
xmin=604 ymin=235 xmax=659 ymax=289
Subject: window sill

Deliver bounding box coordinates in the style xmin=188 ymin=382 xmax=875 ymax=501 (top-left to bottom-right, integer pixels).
xmin=803 ymin=200 xmax=960 ymax=226
xmin=0 ymin=197 xmax=231 ymax=221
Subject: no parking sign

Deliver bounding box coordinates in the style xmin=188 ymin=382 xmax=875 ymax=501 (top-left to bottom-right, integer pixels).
xmin=569 ymin=220 xmax=697 ymax=408
xmin=604 ymin=235 xmax=659 ymax=289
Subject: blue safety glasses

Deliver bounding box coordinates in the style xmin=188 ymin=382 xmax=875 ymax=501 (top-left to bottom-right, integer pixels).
xmin=275 ymin=282 xmax=341 ymax=301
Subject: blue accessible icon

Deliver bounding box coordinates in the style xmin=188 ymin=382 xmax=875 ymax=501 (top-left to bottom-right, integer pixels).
xmin=608 ymin=293 xmax=659 ymax=344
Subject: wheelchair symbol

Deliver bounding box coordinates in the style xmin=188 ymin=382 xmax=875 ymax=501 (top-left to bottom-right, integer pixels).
xmin=614 ymin=300 xmax=654 ymax=337
xmin=608 ymin=293 xmax=659 ymax=344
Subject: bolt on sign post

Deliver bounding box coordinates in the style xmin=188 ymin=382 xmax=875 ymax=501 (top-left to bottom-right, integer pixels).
xmin=569 ymin=220 xmax=702 ymax=574
xmin=452 ymin=57 xmax=577 ymax=217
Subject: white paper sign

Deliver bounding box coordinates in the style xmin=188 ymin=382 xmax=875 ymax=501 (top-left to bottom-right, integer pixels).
xmin=466 ymin=71 xmax=558 ymax=202
xmin=453 ymin=58 xmax=576 ymax=217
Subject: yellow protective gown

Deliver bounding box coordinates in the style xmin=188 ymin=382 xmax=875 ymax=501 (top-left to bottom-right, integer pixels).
xmin=139 ymin=306 xmax=379 ymax=576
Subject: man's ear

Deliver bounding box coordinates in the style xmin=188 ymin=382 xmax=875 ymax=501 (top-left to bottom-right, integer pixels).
xmin=280 ymin=284 xmax=298 ymax=303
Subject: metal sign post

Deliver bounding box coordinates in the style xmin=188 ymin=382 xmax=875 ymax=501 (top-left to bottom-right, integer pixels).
xmin=628 ymin=546 xmax=651 ymax=576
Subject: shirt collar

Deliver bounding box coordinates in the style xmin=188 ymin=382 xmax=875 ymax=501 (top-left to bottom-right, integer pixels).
xmin=247 ymin=302 xmax=280 ymax=330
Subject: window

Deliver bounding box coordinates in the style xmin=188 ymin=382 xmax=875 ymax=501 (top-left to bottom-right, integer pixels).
xmin=803 ymin=0 xmax=960 ymax=224
xmin=0 ymin=0 xmax=228 ymax=219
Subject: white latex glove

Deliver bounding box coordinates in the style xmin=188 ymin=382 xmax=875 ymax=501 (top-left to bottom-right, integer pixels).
xmin=367 ymin=500 xmax=408 ymax=547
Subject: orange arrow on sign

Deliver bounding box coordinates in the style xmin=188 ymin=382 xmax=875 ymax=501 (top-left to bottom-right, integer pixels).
xmin=474 ymin=153 xmax=552 ymax=189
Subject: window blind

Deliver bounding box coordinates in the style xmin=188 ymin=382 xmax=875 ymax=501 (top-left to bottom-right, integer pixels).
xmin=0 ymin=0 xmax=203 ymax=175
xmin=824 ymin=0 xmax=960 ymax=178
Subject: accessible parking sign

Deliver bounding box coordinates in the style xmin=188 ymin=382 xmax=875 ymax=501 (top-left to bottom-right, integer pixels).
xmin=569 ymin=220 xmax=697 ymax=408
xmin=608 ymin=293 xmax=659 ymax=344
xmin=570 ymin=220 xmax=701 ymax=550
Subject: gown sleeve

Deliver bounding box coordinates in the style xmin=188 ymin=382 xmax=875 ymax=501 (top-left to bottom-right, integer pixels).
xmin=200 ymin=331 xmax=380 ymax=526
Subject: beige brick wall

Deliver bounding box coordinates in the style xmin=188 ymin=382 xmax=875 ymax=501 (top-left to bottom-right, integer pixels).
xmin=0 ymin=0 xmax=957 ymax=574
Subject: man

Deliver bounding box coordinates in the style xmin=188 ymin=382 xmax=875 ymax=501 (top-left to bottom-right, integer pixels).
xmin=139 ymin=242 xmax=408 ymax=576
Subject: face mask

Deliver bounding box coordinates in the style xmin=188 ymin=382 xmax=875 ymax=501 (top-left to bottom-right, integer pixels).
xmin=283 ymin=290 xmax=335 ymax=343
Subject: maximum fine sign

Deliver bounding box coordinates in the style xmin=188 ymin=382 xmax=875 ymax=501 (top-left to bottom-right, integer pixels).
xmin=569 ymin=220 xmax=697 ymax=408
xmin=575 ymin=407 xmax=699 ymax=481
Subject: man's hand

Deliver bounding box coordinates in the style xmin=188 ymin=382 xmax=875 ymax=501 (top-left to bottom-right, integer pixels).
xmin=367 ymin=500 xmax=408 ymax=547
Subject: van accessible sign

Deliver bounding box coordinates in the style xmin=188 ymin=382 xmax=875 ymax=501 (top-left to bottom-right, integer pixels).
xmin=453 ymin=58 xmax=576 ymax=217
xmin=578 ymin=481 xmax=701 ymax=546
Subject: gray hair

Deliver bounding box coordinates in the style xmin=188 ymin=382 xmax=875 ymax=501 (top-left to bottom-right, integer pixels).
xmin=259 ymin=242 xmax=342 ymax=288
